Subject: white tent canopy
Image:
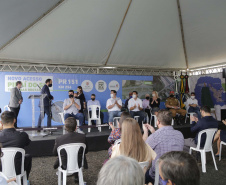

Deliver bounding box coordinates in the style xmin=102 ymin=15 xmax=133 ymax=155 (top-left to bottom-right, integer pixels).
xmin=0 ymin=0 xmax=225 ymax=71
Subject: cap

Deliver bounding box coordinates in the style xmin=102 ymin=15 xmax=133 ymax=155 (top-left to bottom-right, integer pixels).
xmin=169 ymin=91 xmax=174 ymax=94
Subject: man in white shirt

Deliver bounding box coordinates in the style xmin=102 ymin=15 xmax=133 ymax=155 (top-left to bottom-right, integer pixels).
xmin=186 ymin=92 xmax=201 ymax=119
xmin=128 ymin=91 xmax=147 ymax=129
xmin=87 ymin=94 xmax=104 ymax=124
xmin=106 ymin=90 xmax=122 ymax=125
xmin=63 ymin=90 xmax=84 ymax=130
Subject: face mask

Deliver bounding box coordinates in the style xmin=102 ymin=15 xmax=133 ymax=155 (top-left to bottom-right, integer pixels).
xmin=191 ymin=96 xmax=195 ymax=100
xmin=170 ymin=95 xmax=174 ymax=98
xmin=48 ymin=84 xmax=52 ymax=87
xmin=91 ymin=98 xmax=95 ymax=101
xmin=110 ymin=94 xmax=114 ymax=98
xmin=132 ymin=94 xmax=136 ymax=99
xmin=69 ymin=94 xmax=74 ymax=98
xmin=152 ymin=94 xmax=155 ymax=97
xmin=146 ymin=97 xmax=150 ymax=100
xmin=160 ymin=179 xmax=168 ymax=185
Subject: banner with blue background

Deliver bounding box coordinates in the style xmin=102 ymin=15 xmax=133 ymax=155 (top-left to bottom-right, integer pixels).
xmin=0 ymin=72 xmax=159 ymax=127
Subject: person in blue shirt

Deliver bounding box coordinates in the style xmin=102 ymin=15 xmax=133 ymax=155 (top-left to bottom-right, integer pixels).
xmin=87 ymin=94 xmax=104 ymax=124
xmin=183 ymin=105 xmax=218 ymax=152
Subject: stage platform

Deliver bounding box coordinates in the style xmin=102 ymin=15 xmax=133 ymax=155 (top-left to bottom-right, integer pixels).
xmin=24 ymin=123 xmax=196 ymax=157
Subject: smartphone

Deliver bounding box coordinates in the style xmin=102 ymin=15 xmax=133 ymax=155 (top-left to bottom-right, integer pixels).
xmin=193 ymin=113 xmax=198 ymax=119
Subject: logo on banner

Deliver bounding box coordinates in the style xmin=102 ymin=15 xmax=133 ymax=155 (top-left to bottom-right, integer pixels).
xmin=95 ymin=80 xmax=107 ymax=92
xmin=5 ymin=75 xmax=53 ymax=92
xmin=81 ymin=80 xmax=93 ymax=92
xmin=108 ymin=80 xmax=120 ymax=91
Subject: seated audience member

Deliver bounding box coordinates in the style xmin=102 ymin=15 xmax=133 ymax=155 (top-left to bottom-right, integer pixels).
xmin=97 ymin=155 xmax=145 ymax=185
xmin=106 ymin=90 xmax=122 ymax=125
xmin=165 ymin=91 xmax=186 ymax=125
xmin=183 ymin=105 xmax=218 ymax=152
xmin=128 ymin=91 xmax=147 ymax=129
xmin=0 ymin=146 xmax=17 ymax=184
xmin=186 ymin=92 xmax=201 ymax=119
xmin=124 ymin=92 xmax=132 ymax=111
xmin=0 ymin=111 xmax=32 ymax=179
xmin=143 ymin=110 xmax=184 ymax=184
xmin=87 ymin=94 xmax=104 ymax=124
xmin=108 ymin=112 xmax=131 ymax=157
xmin=215 ymin=119 xmax=226 ymax=156
xmin=111 ymin=118 xmax=156 ymax=166
xmin=150 ymin=91 xmax=160 ymax=115
xmin=159 ymin=151 xmax=200 ymax=185
xmin=53 ymin=117 xmax=88 ymax=182
xmin=63 ymin=90 xmax=84 ymax=131
xmin=142 ymin=94 xmax=151 ymax=121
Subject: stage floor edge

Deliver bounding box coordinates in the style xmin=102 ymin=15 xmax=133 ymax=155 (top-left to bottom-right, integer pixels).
xmin=24 ymin=125 xmax=195 ymax=157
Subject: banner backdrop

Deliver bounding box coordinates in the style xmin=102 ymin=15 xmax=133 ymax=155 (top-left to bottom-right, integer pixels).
xmin=189 ymin=72 xmax=226 ymax=120
xmin=0 ymin=72 xmax=155 ymax=127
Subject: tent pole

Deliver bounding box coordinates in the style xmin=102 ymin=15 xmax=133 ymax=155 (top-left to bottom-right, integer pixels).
xmin=104 ymin=0 xmax=132 ymax=66
xmin=0 ymin=0 xmax=66 ymax=52
xmin=176 ymin=0 xmax=189 ymax=70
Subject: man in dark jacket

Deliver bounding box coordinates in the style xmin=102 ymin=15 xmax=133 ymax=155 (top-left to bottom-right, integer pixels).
xmin=37 ymin=79 xmax=54 ymax=128
xmin=53 ymin=117 xmax=88 ymax=182
xmin=8 ymin=81 xmax=23 ymax=128
xmin=183 ymin=105 xmax=218 ymax=152
xmin=0 ymin=111 xmax=32 ymax=178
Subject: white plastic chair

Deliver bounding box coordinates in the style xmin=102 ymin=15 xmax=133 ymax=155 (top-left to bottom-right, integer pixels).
xmin=152 ymin=115 xmax=174 ymax=127
xmin=139 ymin=161 xmax=149 ymax=173
xmin=154 ymin=159 xmax=160 ymax=185
xmin=59 ymin=112 xmax=66 ymax=135
xmin=1 ymin=148 xmax=27 ymax=185
xmin=134 ymin=116 xmax=139 ymax=122
xmin=151 ymin=115 xmax=157 ymax=127
xmin=185 ymin=101 xmax=196 ymax=124
xmin=59 ymin=112 xmax=80 ymax=135
xmin=4 ymin=105 xmax=11 ymax=111
xmin=57 ymin=143 xmax=86 ymax=185
xmin=0 ymin=172 xmax=18 ymax=185
xmin=88 ymin=105 xmax=101 ymax=132
xmin=189 ymin=128 xmax=218 ymax=173
xmin=219 ymin=141 xmax=226 ymax=161
xmin=171 ymin=118 xmax=174 ymax=126
xmin=113 ymin=117 xmax=120 ymax=128
xmin=185 ymin=112 xmax=196 ymax=124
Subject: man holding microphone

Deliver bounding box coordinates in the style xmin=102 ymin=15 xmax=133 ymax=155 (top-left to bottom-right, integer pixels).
xmin=37 ymin=79 xmax=54 ymax=129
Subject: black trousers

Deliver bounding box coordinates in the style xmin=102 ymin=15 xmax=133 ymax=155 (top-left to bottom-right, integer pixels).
xmin=144 ymin=109 xmax=151 ymax=122
xmin=129 ymin=111 xmax=147 ymax=129
xmin=38 ymin=106 xmax=51 ymax=127
xmin=9 ymin=106 xmax=20 ymax=128
xmin=89 ymin=110 xmax=104 ymax=124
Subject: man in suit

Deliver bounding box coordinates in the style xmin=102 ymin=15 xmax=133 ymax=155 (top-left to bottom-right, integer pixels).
xmin=0 ymin=111 xmax=32 ymax=178
xmin=183 ymin=105 xmax=218 ymax=152
xmin=53 ymin=117 xmax=88 ymax=182
xmin=8 ymin=81 xmax=23 ymax=128
xmin=37 ymin=79 xmax=54 ymax=128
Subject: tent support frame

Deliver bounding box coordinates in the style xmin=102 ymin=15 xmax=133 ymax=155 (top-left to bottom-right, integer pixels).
xmin=0 ymin=62 xmax=174 ymax=76
xmin=176 ymin=0 xmax=189 ymax=69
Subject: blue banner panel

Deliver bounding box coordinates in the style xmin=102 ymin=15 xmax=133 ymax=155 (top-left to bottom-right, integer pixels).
xmin=0 ymin=72 xmax=153 ymax=127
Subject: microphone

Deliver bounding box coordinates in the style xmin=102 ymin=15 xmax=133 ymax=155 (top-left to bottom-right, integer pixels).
xmin=36 ymin=83 xmax=42 ymax=91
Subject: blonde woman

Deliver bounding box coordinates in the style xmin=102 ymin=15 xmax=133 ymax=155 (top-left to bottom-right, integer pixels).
xmin=111 ymin=118 xmax=156 ymax=164
xmin=150 ymin=91 xmax=160 ymax=115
